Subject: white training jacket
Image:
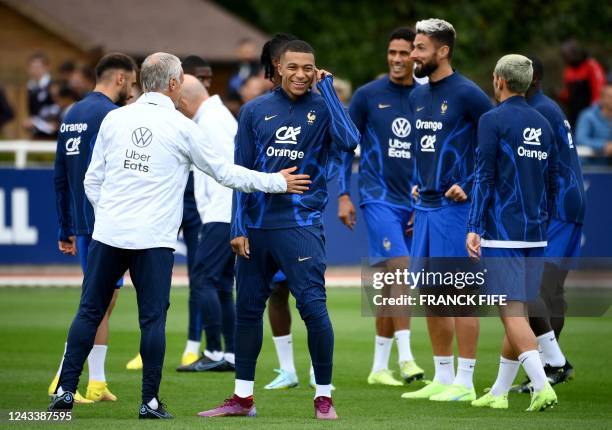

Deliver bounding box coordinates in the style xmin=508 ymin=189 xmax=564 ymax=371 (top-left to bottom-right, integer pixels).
xmin=84 ymin=92 xmax=286 ymax=250
xmin=192 ymin=96 xmax=236 ymax=225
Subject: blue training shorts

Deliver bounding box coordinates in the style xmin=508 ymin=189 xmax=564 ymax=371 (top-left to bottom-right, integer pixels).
xmin=481 ymin=247 xmax=545 ymax=302
xmin=545 ymin=219 xmax=582 ymax=259
xmin=361 ymin=203 xmax=413 ymax=263
xmin=410 ymin=203 xmax=470 ymax=258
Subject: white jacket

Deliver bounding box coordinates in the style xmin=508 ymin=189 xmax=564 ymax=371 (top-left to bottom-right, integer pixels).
xmin=192 ymin=96 xmax=236 ymax=225
xmin=84 ymin=92 xmax=285 ymax=250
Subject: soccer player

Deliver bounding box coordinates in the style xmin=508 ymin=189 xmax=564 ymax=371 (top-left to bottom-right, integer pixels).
xmin=400 ymin=19 xmax=493 ymax=402
xmin=197 ymin=40 xmax=359 ymax=419
xmin=510 ymin=56 xmax=586 ymax=390
xmin=175 ymin=75 xmax=238 ymax=372
xmin=467 ymin=54 xmax=559 ymax=411
xmin=52 ymin=53 xmax=138 ymax=402
xmin=48 ymin=52 xmax=310 ymax=418
xmin=338 ymin=27 xmax=424 ymax=386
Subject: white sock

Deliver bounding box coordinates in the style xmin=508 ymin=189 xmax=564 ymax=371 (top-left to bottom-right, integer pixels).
xmin=519 ymin=350 xmax=547 ymax=392
xmin=224 ymin=352 xmax=235 ymax=365
xmin=87 ymin=345 xmax=107 ymax=382
xmin=147 ymin=397 xmax=158 ymax=410
xmin=433 ymin=355 xmax=455 ymax=385
xmin=184 ymin=340 xmax=200 ymax=355
xmin=272 ymin=334 xmax=296 ymax=373
xmin=315 ymin=384 xmax=332 ymax=398
xmin=490 ymin=356 xmax=520 ymax=396
xmin=394 ymin=330 xmax=414 ymax=362
xmin=309 ymin=363 xmax=314 ymax=376
xmin=537 ymin=331 xmax=566 ymax=367
xmin=371 ymin=336 xmax=393 ymax=372
xmin=56 ymin=342 xmax=67 ymax=377
xmin=453 ymin=357 xmax=476 ymax=389
xmin=204 ymin=350 xmax=224 ymax=361
xmin=234 ymin=379 xmax=254 ymax=398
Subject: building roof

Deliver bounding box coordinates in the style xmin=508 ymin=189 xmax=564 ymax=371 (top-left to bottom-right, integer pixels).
xmin=1 ymin=0 xmax=267 ymax=61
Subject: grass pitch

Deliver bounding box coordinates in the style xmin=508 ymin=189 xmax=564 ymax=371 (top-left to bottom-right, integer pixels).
xmin=0 ymin=286 xmax=610 ymax=429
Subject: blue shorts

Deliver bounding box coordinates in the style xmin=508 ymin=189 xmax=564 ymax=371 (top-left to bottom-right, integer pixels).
xmin=481 ymin=247 xmax=545 ymax=302
xmin=411 ymin=203 xmax=470 ymax=259
xmin=235 ymin=225 xmax=326 ymax=320
xmin=77 ymin=235 xmax=124 ymax=288
xmin=362 ymin=203 xmax=413 ymax=263
xmin=545 ymin=219 xmax=582 ymax=259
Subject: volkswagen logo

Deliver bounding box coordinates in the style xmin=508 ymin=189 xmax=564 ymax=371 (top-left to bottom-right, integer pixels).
xmin=391 ymin=118 xmax=411 ymax=138
xmin=131 ymin=127 xmax=153 ymax=148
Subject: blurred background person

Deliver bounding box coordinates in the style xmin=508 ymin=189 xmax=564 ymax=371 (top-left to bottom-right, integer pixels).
xmin=53 ymin=82 xmax=80 ymax=123
xmin=69 ymin=65 xmax=96 ymax=100
xmin=239 ymin=74 xmax=271 ymax=104
xmin=25 ymin=52 xmax=58 ymax=139
xmin=58 ymin=61 xmax=77 ymax=82
xmin=575 ymin=81 xmax=612 ymax=158
xmin=332 ymin=77 xmax=352 ymax=106
xmin=559 ymin=39 xmax=606 ymax=127
xmin=182 ymin=55 xmax=213 ymax=90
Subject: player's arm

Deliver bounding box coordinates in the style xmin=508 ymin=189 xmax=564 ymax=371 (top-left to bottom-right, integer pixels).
xmin=316 ymin=74 xmax=360 ymax=152
xmin=84 ymin=120 xmax=108 ymax=215
xmin=545 ymin=123 xmax=560 ymax=220
xmin=53 ymin=135 xmax=75 ymax=255
xmin=456 ymin=87 xmax=494 ymax=196
xmin=187 ymin=118 xmax=309 ymax=194
xmin=337 ymin=89 xmax=366 ymax=229
xmin=466 ymin=113 xmax=498 ymax=258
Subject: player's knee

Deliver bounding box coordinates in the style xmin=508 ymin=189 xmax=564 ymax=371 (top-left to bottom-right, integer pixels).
xmin=298 ymin=300 xmax=331 ymax=332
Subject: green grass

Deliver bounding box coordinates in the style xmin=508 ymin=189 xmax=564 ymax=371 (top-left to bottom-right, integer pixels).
xmin=0 ymin=287 xmax=610 ymax=429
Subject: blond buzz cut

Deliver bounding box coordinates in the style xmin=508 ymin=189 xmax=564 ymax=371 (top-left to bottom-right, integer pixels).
xmin=494 ymin=54 xmax=533 ymax=94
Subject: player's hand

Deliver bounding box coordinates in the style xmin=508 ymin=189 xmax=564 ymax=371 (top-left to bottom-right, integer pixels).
xmin=445 ymin=184 xmax=467 ymax=202
xmin=58 ymin=236 xmax=77 ymax=256
xmin=314 ymin=68 xmax=332 ymax=83
xmin=405 ymin=211 xmax=415 ymax=236
xmin=338 ymin=195 xmax=356 ymax=230
xmin=411 ymin=185 xmax=419 ymax=201
xmin=231 ymin=236 xmax=250 ymax=259
xmin=279 ymin=166 xmax=311 ymax=194
xmin=466 ymin=232 xmax=481 ymax=260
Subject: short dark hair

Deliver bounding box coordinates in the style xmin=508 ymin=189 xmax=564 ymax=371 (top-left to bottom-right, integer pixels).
xmin=389 ymin=27 xmax=416 ymax=44
xmin=416 ymin=19 xmax=456 ymax=59
xmin=528 ymin=55 xmax=544 ymax=82
xmin=182 ymin=55 xmax=210 ymax=75
xmin=94 ymin=53 xmax=138 ymax=80
xmin=261 ymin=33 xmax=298 ymax=80
xmin=279 ymin=40 xmax=315 ymax=58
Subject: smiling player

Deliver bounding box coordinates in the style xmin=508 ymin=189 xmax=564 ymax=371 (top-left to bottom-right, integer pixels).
xmin=338 ymin=27 xmax=424 ymax=386
xmin=197 ymin=40 xmax=359 ymax=420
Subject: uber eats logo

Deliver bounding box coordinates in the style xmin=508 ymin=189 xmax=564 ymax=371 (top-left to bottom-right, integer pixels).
xmin=124 ymin=127 xmax=153 ymax=172
xmin=388 ymin=117 xmax=412 ymax=159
